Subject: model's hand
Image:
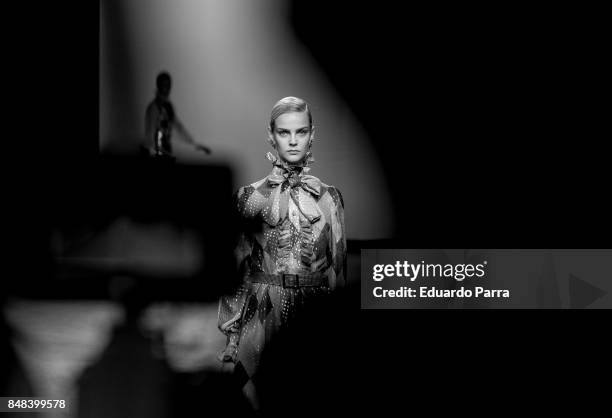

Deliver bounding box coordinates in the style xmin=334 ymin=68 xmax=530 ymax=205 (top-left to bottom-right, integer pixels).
xmin=219 ymin=360 xmax=235 ymax=374
xmin=217 ymin=339 xmax=238 ymax=362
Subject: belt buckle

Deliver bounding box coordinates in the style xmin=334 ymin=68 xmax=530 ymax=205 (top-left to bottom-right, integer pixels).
xmin=282 ymin=273 xmax=298 ymax=288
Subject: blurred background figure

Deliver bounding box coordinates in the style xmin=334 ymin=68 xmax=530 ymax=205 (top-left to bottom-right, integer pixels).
xmin=144 ymin=71 xmax=212 ymax=158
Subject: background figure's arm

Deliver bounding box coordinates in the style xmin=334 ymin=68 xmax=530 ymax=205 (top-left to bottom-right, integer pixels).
xmin=174 ymin=116 xmax=212 ymax=154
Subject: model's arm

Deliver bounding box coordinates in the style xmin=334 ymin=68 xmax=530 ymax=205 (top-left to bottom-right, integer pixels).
xmin=329 ymin=187 xmax=347 ymax=289
xmin=217 ymin=187 xmax=252 ymax=362
xmin=217 ymin=282 xmax=246 ymax=362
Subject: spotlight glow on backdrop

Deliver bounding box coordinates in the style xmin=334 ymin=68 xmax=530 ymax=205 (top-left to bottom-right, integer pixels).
xmin=100 ymin=0 xmax=394 ymax=239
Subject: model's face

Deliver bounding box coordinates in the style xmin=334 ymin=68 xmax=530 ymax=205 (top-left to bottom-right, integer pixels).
xmin=270 ymin=111 xmax=312 ymax=165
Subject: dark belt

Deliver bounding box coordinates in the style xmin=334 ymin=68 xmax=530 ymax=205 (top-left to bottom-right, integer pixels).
xmin=247 ymin=272 xmax=328 ymax=289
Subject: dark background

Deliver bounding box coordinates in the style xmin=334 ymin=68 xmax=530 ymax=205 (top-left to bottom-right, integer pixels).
xmin=287 ymin=2 xmax=609 ymax=248
xmin=5 ymin=1 xmax=609 ymax=415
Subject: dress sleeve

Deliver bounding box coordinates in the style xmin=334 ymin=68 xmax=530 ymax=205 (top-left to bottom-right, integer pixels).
xmin=329 ymin=187 xmax=347 ymax=289
xmin=217 ymin=187 xmax=252 ymax=361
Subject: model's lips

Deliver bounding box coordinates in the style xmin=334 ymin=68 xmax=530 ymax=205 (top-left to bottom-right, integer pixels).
xmin=287 ymin=150 xmax=301 ymax=154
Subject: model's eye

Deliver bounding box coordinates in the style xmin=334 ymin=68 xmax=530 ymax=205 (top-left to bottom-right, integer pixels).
xmin=277 ymin=131 xmax=288 ymax=137
xmin=298 ymin=129 xmax=309 ymax=136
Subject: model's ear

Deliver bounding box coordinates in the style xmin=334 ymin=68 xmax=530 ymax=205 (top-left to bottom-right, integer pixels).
xmin=267 ymin=126 xmax=276 ymax=148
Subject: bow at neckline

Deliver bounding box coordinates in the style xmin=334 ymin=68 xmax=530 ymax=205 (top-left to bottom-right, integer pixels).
xmin=263 ymin=152 xmax=322 ymax=225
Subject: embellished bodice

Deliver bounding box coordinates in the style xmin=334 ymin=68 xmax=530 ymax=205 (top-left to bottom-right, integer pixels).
xmin=234 ymin=153 xmax=345 ymax=280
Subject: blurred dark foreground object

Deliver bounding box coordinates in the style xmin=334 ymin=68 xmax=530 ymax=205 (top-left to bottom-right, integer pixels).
xmin=10 ymin=155 xmax=238 ymax=303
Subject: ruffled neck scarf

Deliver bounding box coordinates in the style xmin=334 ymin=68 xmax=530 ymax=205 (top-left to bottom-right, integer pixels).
xmin=263 ymin=152 xmax=323 ymax=225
